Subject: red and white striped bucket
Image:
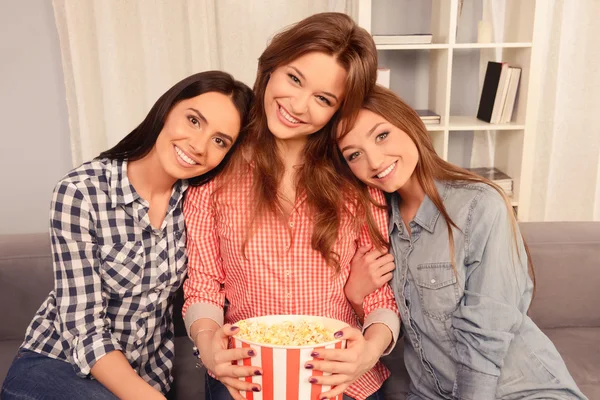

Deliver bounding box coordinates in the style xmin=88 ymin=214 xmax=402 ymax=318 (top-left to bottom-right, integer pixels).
xmin=231 ymin=315 xmax=349 ymax=400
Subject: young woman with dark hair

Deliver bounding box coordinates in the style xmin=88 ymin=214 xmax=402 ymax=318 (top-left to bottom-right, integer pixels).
xmin=1 ymin=71 xmax=253 ymax=400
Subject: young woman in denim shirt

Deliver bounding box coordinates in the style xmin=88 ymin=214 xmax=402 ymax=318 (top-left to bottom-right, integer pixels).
xmin=335 ymin=85 xmax=586 ymax=400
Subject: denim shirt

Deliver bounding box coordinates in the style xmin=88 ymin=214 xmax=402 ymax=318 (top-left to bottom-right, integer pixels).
xmin=388 ymin=181 xmax=586 ymax=400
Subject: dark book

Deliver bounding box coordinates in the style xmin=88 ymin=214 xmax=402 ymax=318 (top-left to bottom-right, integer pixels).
xmin=415 ymin=109 xmax=440 ymax=119
xmin=477 ymin=61 xmax=506 ymax=123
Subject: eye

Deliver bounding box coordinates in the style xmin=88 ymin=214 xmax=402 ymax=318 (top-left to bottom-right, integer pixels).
xmin=288 ymin=73 xmax=301 ymax=85
xmin=316 ymin=95 xmax=332 ymax=106
xmin=347 ymin=151 xmax=361 ymax=162
xmin=188 ymin=116 xmax=200 ymax=127
xmin=376 ymin=131 xmax=389 ymax=141
xmin=213 ymin=137 xmax=228 ymax=149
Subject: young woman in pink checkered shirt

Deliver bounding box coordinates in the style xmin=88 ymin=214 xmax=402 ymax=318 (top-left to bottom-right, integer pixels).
xmin=182 ymin=13 xmax=400 ymax=400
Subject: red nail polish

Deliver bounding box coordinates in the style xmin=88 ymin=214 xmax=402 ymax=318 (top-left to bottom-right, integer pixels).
xmin=254 ymin=370 xmax=261 ymax=376
xmin=252 ymin=387 xmax=260 ymax=392
xmin=305 ymin=363 xmax=314 ymax=369
xmin=309 ymin=377 xmax=318 ymax=384
xmin=311 ymin=351 xmax=319 ymax=357
xmin=334 ymin=331 xmax=343 ymax=338
xmin=248 ymin=349 xmax=256 ymax=357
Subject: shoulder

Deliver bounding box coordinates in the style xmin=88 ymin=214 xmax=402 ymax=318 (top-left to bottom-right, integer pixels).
xmin=445 ymin=181 xmax=507 ymax=219
xmin=53 ymin=158 xmax=111 ymax=201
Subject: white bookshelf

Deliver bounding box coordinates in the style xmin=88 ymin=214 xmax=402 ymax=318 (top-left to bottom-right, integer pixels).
xmin=358 ymin=0 xmax=548 ymax=221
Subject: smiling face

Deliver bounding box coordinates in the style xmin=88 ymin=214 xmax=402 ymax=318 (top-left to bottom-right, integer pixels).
xmin=263 ymin=51 xmax=347 ymax=143
xmin=154 ymin=91 xmax=241 ymax=181
xmin=338 ymin=109 xmax=419 ymax=193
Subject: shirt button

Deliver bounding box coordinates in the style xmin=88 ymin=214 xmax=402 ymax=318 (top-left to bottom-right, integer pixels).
xmin=285 ymin=270 xmax=291 ymax=277
xmin=289 ymin=221 xmax=294 ymax=228
xmin=430 ymin=279 xmax=436 ymax=284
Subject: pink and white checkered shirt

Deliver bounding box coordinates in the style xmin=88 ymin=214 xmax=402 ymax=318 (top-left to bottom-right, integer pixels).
xmin=182 ymin=170 xmax=399 ymax=400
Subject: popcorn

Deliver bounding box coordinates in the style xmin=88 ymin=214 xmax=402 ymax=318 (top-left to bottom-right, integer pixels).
xmin=235 ymin=318 xmax=335 ymax=346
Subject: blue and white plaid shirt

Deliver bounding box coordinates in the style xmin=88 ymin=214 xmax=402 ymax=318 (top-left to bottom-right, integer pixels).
xmin=20 ymin=158 xmax=188 ymax=394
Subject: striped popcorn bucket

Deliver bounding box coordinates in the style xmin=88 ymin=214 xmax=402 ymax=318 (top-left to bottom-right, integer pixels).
xmin=231 ymin=315 xmax=349 ymax=400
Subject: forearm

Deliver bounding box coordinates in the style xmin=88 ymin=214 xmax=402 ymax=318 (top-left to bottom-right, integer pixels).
xmin=190 ymin=318 xmax=220 ymax=369
xmin=91 ymin=350 xmax=165 ymax=400
xmin=348 ymin=297 xmax=365 ymax=325
xmin=363 ymin=323 xmax=393 ymax=358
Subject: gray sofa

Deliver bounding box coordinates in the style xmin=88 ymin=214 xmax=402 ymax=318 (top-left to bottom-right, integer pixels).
xmin=1 ymin=222 xmax=599 ymax=399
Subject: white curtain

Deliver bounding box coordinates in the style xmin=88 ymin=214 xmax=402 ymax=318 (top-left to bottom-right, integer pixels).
xmin=526 ymin=0 xmax=600 ymax=221
xmin=52 ymin=0 xmax=355 ymax=166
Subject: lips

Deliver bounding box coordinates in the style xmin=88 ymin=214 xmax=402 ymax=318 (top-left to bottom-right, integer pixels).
xmin=277 ymin=103 xmax=305 ymax=125
xmin=374 ymin=161 xmax=397 ymax=179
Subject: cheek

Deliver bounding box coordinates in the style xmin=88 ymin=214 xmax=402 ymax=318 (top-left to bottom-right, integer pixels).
xmin=310 ymin=106 xmax=336 ymax=127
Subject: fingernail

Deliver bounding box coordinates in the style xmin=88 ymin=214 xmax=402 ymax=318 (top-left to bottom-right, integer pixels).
xmin=310 ymin=351 xmax=319 ymax=357
xmin=334 ymin=331 xmax=343 ymax=338
xmin=252 ymin=387 xmax=260 ymax=392
xmin=254 ymin=370 xmax=262 ymax=376
xmin=305 ymin=363 xmax=314 ymax=369
xmin=309 ymin=377 xmax=318 ymax=384
xmin=248 ymin=349 xmax=256 ymax=357
xmin=231 ymin=326 xmax=239 ymax=331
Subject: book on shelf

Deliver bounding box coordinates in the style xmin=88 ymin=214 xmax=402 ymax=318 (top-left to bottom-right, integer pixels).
xmin=373 ymin=34 xmax=433 ymax=45
xmin=416 ymin=109 xmax=441 ymax=125
xmin=466 ymin=167 xmax=513 ymax=196
xmin=477 ymin=61 xmax=522 ymax=124
xmin=376 ymin=68 xmax=390 ymax=88
xmin=500 ymin=67 xmax=522 ymax=123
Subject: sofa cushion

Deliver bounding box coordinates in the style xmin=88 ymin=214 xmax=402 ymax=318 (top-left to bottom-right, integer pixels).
xmin=0 ymin=233 xmax=53 ymax=341
xmin=520 ymin=222 xmax=600 ymax=329
xmin=0 ymin=339 xmax=21 ymax=386
xmin=543 ymin=327 xmax=600 ymax=399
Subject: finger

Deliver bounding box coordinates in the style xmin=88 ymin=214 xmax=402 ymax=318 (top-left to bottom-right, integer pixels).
xmin=334 ymin=326 xmax=363 ymax=342
xmin=214 ymin=363 xmax=262 ymax=378
xmin=220 ymin=376 xmax=262 ymax=393
xmin=225 ymin=385 xmax=246 ymax=400
xmin=376 ymin=271 xmax=394 ymax=286
xmin=353 ymin=245 xmax=371 ymax=259
xmin=309 ymin=359 xmax=353 ymax=375
xmin=213 ymin=346 xmax=257 ymax=364
xmin=318 ymin=382 xmax=351 ymax=399
xmin=309 ymin=348 xmax=357 ymax=363
xmin=376 ymin=259 xmax=396 ymax=274
xmin=212 ymin=324 xmax=240 ymax=343
xmin=375 ymin=253 xmax=395 ymax=265
xmin=363 ymin=249 xmax=386 ymax=263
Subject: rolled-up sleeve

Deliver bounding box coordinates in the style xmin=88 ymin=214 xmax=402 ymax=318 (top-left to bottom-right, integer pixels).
xmin=182 ymin=180 xmax=226 ymax=335
xmin=358 ymin=188 xmax=400 ymax=354
xmin=452 ymin=191 xmax=530 ymax=400
xmin=51 ymin=181 xmax=122 ymax=377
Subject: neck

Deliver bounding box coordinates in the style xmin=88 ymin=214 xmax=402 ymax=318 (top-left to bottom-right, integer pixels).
xmin=275 ymin=136 xmax=307 ymax=170
xmin=397 ymin=174 xmax=426 ymax=222
xmin=127 ymin=148 xmax=176 ymax=199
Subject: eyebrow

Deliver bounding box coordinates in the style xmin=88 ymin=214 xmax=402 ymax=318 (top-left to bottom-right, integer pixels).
xmin=187 ymin=107 xmax=234 ymax=142
xmin=340 ymin=122 xmax=384 ymax=153
xmin=289 ymin=66 xmax=339 ymax=102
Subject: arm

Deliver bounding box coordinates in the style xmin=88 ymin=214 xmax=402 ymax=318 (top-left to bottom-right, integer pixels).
xmin=452 ymin=192 xmax=530 ymax=400
xmin=182 ymin=183 xmax=259 ymax=400
xmin=51 ymin=182 xmax=162 ymax=399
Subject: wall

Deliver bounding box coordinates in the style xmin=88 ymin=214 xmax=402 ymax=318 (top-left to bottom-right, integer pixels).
xmin=0 ymin=0 xmax=72 ymax=234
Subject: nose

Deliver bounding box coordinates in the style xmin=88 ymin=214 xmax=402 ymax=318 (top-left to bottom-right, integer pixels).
xmin=289 ymin=90 xmax=310 ymax=116
xmin=189 ymin=133 xmax=209 ymax=156
xmin=365 ymin=149 xmax=385 ymax=171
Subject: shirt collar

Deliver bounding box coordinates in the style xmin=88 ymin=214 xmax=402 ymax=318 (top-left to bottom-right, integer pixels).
xmin=109 ymin=159 xmax=139 ymax=208
xmin=388 ymin=180 xmax=448 ymax=234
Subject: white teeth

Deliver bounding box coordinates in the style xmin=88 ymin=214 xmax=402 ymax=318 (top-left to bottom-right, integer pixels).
xmin=377 ymin=162 xmax=396 ymax=179
xmin=279 ymin=105 xmax=301 ymax=124
xmin=175 ymin=146 xmax=197 ymax=165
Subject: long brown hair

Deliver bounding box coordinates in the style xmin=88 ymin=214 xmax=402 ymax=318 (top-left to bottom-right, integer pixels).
xmin=220 ymin=12 xmax=385 ymax=272
xmin=336 ymin=85 xmax=535 ymax=289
